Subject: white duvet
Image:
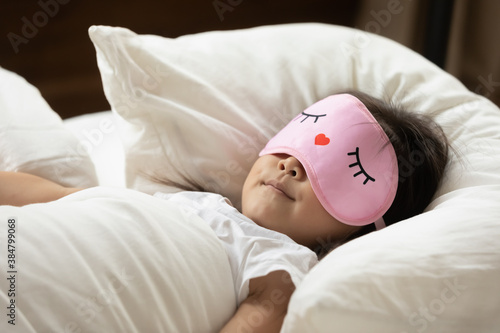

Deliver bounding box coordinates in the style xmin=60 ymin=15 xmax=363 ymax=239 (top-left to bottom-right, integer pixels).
xmin=0 ymin=187 xmax=235 ymax=332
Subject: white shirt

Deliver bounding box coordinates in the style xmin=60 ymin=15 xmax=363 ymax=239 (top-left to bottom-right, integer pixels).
xmin=154 ymin=191 xmax=318 ymax=304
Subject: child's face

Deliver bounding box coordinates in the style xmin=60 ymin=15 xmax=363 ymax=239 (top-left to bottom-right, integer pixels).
xmin=241 ymin=154 xmax=360 ymax=248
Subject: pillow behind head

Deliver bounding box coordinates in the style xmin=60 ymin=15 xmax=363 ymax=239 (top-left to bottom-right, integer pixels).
xmin=89 ymin=23 xmax=493 ymax=205
xmin=89 ymin=24 xmax=383 ymax=207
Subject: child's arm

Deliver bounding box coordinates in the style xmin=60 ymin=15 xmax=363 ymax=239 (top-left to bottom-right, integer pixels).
xmin=0 ymin=171 xmax=83 ymax=206
xmin=220 ymin=270 xmax=295 ymax=333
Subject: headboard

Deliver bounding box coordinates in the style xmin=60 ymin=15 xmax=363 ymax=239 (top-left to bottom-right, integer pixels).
xmin=3 ymin=1 xmax=497 ymax=118
xmin=0 ymin=0 xmax=358 ymax=119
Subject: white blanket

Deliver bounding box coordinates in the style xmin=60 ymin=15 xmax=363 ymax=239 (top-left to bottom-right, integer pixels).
xmin=0 ymin=187 xmax=235 ymax=332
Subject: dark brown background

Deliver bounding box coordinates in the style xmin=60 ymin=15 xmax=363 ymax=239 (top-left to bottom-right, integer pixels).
xmin=1 ymin=0 xmax=498 ymax=119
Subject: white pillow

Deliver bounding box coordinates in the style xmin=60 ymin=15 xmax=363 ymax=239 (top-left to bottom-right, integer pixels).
xmin=285 ymin=186 xmax=500 ymax=333
xmin=0 ymin=187 xmax=234 ymax=332
xmin=89 ymin=23 xmax=500 ymax=332
xmin=0 ymin=67 xmax=98 ymax=188
xmin=64 ymin=111 xmax=126 ymax=187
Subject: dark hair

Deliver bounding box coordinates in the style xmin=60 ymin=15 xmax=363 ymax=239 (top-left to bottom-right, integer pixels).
xmin=315 ymin=90 xmax=450 ymax=257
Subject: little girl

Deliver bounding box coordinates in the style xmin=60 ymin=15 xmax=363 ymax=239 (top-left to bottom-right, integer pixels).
xmin=0 ymin=92 xmax=449 ymax=332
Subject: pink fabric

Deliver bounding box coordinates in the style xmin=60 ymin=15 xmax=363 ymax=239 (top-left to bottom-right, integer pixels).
xmin=260 ymin=94 xmax=398 ymax=227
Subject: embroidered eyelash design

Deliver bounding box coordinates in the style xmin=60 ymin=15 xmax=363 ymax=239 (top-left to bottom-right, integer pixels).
xmin=347 ymin=147 xmax=375 ymax=185
xmin=298 ymin=112 xmax=327 ymax=123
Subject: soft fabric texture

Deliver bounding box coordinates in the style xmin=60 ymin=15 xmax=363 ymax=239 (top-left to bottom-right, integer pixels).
xmin=154 ymin=191 xmax=317 ymax=305
xmin=0 ymin=187 xmax=235 ymax=332
xmin=284 ymin=186 xmax=500 ymax=333
xmin=0 ymin=67 xmax=98 ymax=188
xmin=89 ymin=23 xmax=500 ymax=332
xmin=64 ymin=111 xmax=125 ymax=187
xmin=260 ymin=94 xmax=398 ymax=227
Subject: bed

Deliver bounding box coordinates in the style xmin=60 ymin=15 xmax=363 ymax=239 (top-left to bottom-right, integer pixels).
xmin=1 ymin=23 xmax=500 ymax=332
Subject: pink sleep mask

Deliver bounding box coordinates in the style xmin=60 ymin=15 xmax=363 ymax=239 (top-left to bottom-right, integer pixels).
xmin=259 ymin=94 xmax=398 ymax=229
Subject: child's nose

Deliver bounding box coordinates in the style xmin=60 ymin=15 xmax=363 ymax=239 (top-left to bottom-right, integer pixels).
xmin=278 ymin=156 xmax=306 ymax=180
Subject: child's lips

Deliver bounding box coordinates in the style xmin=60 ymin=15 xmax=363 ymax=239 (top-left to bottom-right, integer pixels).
xmin=265 ymin=179 xmax=294 ymax=200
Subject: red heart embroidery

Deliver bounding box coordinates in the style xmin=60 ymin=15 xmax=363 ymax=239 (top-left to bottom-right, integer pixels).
xmin=315 ymin=133 xmax=330 ymax=146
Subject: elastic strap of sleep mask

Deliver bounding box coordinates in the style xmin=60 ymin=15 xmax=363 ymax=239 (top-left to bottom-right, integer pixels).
xmin=374 ymin=217 xmax=386 ymax=230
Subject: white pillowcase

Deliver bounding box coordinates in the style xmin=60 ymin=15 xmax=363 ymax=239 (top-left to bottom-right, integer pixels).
xmin=285 ymin=186 xmax=500 ymax=332
xmin=64 ymin=111 xmax=126 ymax=187
xmin=89 ymin=23 xmax=500 ymax=332
xmin=0 ymin=67 xmax=98 ymax=188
